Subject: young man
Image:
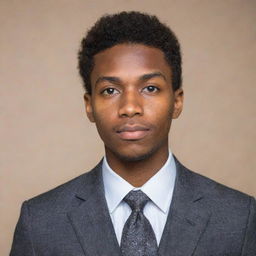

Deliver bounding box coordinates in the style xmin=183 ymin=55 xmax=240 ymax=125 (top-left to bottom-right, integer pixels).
xmin=10 ymin=11 xmax=256 ymax=256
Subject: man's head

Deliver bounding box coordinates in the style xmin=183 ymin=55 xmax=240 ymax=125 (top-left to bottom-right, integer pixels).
xmin=78 ymin=11 xmax=182 ymax=94
xmin=79 ymin=11 xmax=183 ymax=163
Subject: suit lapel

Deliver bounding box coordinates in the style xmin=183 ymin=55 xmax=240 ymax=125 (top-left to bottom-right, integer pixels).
xmin=67 ymin=162 xmax=121 ymax=256
xmin=158 ymin=158 xmax=211 ymax=256
xmin=66 ymin=158 xmax=211 ymax=255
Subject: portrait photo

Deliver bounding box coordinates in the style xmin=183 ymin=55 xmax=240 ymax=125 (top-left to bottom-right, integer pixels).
xmin=1 ymin=0 xmax=256 ymax=255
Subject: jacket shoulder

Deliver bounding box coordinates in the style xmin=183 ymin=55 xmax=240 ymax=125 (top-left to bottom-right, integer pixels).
xmin=176 ymin=159 xmax=254 ymax=211
xmin=25 ymin=162 xmax=102 ymax=214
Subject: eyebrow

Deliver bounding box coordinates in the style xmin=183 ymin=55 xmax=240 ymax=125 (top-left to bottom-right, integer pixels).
xmin=139 ymin=72 xmax=167 ymax=82
xmin=94 ymin=71 xmax=167 ymax=87
xmin=95 ymin=76 xmax=121 ymax=87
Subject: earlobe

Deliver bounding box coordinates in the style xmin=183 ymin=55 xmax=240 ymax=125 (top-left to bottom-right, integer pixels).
xmin=172 ymin=88 xmax=184 ymax=119
xmin=84 ymin=93 xmax=95 ymax=122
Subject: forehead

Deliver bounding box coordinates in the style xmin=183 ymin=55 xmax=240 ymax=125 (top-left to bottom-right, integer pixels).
xmin=91 ymin=43 xmax=172 ymax=83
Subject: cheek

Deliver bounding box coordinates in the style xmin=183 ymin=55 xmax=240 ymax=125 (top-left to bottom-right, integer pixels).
xmin=93 ymin=98 xmax=115 ymax=120
xmin=92 ymin=104 xmax=116 ymax=136
xmin=146 ymin=98 xmax=173 ymax=122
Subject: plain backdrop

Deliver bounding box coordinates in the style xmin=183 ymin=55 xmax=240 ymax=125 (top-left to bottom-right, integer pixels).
xmin=1 ymin=0 xmax=256 ymax=254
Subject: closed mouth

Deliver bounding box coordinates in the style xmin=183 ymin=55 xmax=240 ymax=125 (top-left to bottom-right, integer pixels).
xmin=116 ymin=125 xmax=150 ymax=140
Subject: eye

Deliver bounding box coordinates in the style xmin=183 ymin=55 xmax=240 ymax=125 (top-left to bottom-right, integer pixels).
xmin=101 ymin=87 xmax=119 ymax=96
xmin=142 ymin=85 xmax=159 ymax=93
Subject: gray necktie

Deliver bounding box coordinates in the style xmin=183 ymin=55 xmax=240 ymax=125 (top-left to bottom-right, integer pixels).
xmin=120 ymin=190 xmax=158 ymax=256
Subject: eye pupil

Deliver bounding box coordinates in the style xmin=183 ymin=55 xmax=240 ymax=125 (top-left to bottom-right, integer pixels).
xmin=107 ymin=88 xmax=114 ymax=94
xmin=148 ymin=86 xmax=155 ymax=92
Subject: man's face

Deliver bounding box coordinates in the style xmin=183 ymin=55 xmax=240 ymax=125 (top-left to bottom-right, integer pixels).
xmin=84 ymin=44 xmax=183 ymax=161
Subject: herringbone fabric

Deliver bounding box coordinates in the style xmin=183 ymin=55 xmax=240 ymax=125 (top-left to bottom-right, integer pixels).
xmin=120 ymin=190 xmax=158 ymax=256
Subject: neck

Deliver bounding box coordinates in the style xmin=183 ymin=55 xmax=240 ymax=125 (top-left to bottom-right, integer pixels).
xmin=105 ymin=145 xmax=169 ymax=187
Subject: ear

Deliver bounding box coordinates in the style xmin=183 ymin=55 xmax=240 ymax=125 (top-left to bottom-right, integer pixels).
xmin=172 ymin=88 xmax=184 ymax=119
xmin=84 ymin=93 xmax=95 ymax=122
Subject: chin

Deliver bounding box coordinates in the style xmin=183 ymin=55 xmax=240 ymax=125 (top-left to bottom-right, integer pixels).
xmin=111 ymin=146 xmax=157 ymax=163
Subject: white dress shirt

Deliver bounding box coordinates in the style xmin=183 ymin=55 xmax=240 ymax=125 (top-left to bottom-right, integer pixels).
xmin=102 ymin=152 xmax=176 ymax=245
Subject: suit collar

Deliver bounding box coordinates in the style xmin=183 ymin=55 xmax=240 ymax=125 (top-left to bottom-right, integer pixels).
xmin=67 ymin=160 xmax=121 ymax=256
xmin=158 ymin=157 xmax=211 ymax=256
xmin=102 ymin=153 xmax=176 ymax=214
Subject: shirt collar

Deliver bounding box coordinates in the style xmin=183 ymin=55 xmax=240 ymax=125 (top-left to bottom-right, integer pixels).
xmin=102 ymin=152 xmax=176 ymax=214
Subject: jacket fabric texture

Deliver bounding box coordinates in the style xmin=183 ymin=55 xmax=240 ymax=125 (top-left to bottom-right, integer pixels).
xmin=10 ymin=158 xmax=256 ymax=256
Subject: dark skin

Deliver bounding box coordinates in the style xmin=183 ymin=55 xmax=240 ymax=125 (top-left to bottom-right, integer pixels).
xmin=84 ymin=44 xmax=183 ymax=187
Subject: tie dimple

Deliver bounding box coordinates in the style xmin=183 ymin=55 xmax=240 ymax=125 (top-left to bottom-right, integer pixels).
xmin=123 ymin=190 xmax=150 ymax=211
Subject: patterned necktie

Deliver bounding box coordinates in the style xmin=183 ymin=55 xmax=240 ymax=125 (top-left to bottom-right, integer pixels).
xmin=120 ymin=190 xmax=158 ymax=256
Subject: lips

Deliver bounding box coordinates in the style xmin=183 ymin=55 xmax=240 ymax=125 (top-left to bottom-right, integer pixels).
xmin=116 ymin=125 xmax=150 ymax=140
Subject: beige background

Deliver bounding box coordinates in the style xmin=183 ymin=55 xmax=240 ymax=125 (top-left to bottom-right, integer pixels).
xmin=1 ymin=0 xmax=255 ymax=254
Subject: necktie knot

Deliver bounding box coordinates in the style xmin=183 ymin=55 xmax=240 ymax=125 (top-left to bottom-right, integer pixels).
xmin=123 ymin=190 xmax=150 ymax=212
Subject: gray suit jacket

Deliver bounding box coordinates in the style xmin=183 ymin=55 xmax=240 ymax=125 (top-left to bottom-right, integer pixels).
xmin=10 ymin=158 xmax=256 ymax=255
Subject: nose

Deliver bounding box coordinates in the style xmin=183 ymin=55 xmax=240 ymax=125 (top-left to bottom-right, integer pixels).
xmin=118 ymin=90 xmax=143 ymax=118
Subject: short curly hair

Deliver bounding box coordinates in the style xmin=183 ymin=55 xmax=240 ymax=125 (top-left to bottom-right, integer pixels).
xmin=78 ymin=11 xmax=182 ymax=94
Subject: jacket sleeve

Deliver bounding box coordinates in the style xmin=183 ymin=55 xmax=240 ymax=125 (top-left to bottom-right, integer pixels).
xmin=241 ymin=196 xmax=256 ymax=256
xmin=10 ymin=201 xmax=35 ymax=256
